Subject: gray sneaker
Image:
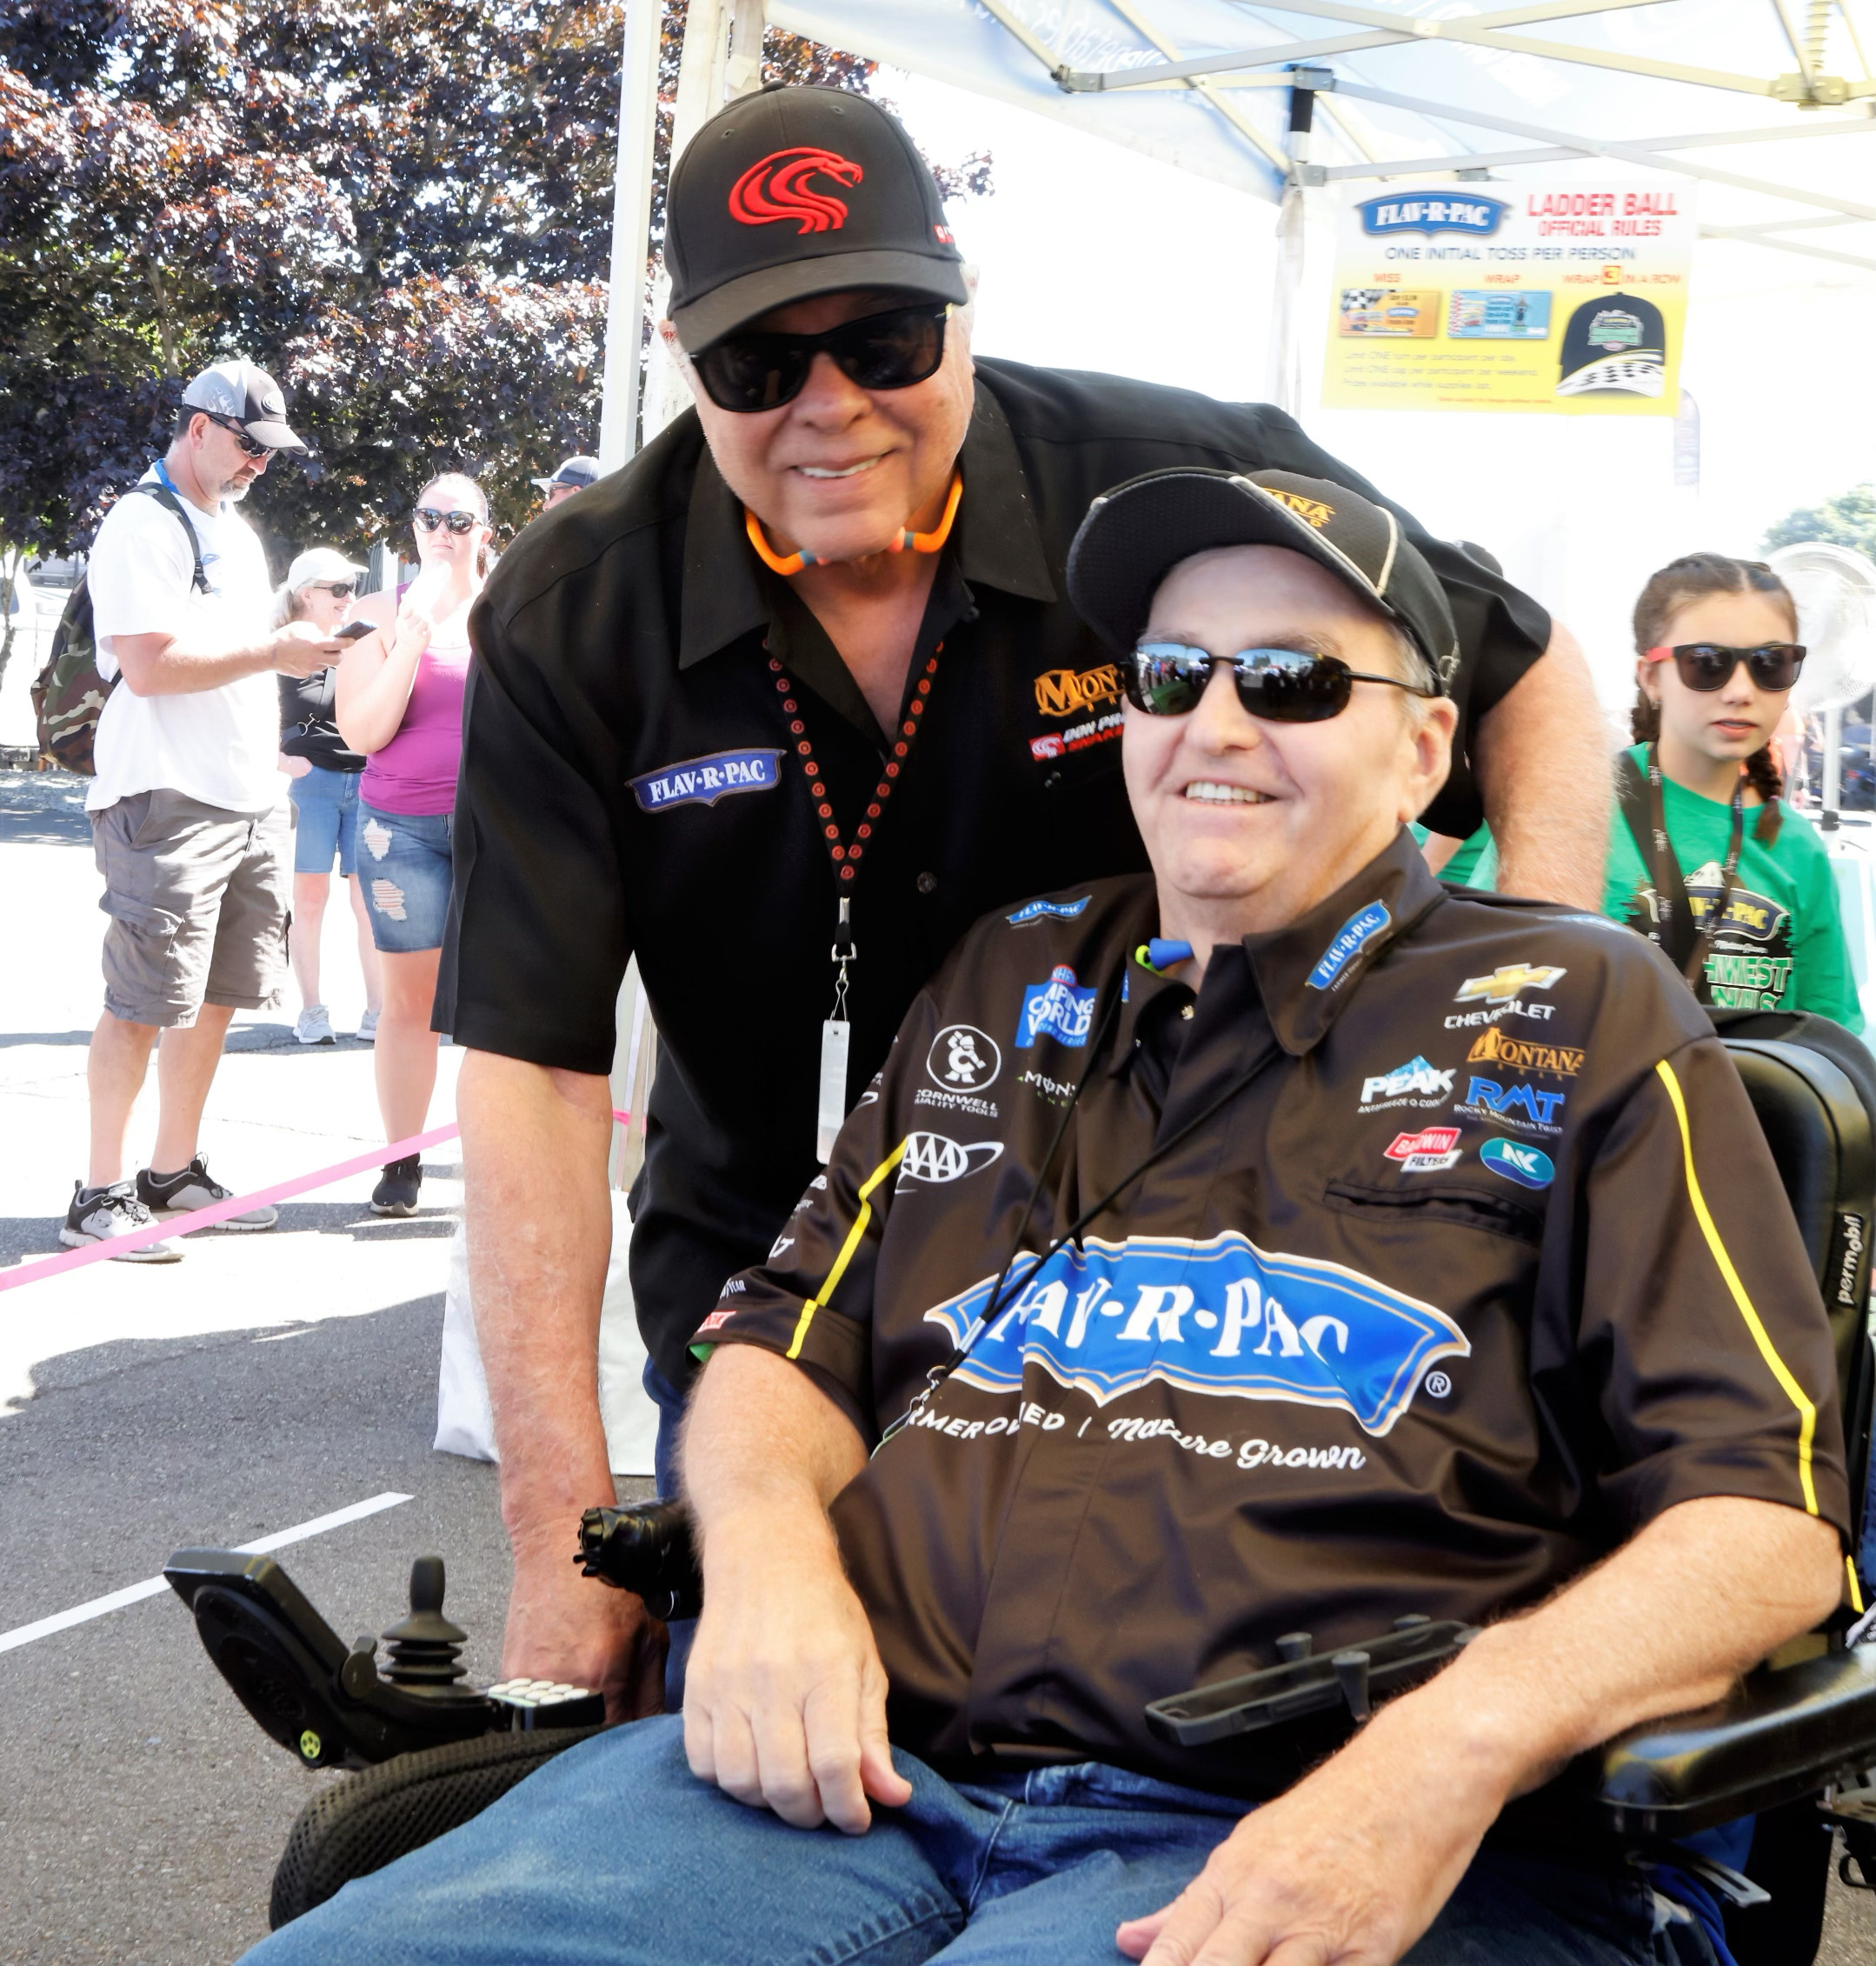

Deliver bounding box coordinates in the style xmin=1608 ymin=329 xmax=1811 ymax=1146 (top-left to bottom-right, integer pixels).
xmin=356 ymin=1008 xmax=380 ymax=1043
xmin=295 ymin=1004 xmax=336 ymax=1045
xmin=136 ymin=1156 xmax=278 ymax=1231
xmin=61 ymin=1181 xmax=182 ymax=1263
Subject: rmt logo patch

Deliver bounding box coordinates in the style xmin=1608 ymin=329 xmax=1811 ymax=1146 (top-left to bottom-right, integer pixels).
xmin=923 ymin=1230 xmax=1469 ymax=1436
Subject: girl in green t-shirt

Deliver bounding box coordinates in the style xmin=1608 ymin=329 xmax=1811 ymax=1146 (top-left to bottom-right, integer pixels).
xmin=1602 ymin=551 xmax=1863 ymax=1033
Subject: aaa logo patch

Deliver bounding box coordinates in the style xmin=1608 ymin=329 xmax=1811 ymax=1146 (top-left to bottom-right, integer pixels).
xmin=923 ymin=1231 xmax=1468 ymax=1436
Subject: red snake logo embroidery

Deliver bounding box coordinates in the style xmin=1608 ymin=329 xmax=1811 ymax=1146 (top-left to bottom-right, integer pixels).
xmin=728 ymin=148 xmax=863 ymax=234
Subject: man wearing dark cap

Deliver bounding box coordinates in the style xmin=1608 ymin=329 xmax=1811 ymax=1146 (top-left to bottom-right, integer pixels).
xmin=440 ymin=84 xmax=1614 ymax=1712
xmin=530 ymin=455 xmax=602 ymax=512
xmin=62 ymin=359 xmax=341 ymax=1261
xmin=248 ymin=467 xmax=1844 ymax=1966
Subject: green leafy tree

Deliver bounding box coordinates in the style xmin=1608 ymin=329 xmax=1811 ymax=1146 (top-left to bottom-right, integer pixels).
xmin=1764 ymin=484 xmax=1876 ymax=562
xmin=0 ymin=0 xmax=990 ymax=614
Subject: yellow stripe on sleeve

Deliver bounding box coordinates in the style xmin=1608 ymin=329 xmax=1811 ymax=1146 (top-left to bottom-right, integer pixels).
xmin=1850 ymin=1556 xmax=1866 ymax=1616
xmin=1654 ymin=1058 xmax=1819 ymax=1517
xmin=785 ymin=1140 xmax=908 ymax=1362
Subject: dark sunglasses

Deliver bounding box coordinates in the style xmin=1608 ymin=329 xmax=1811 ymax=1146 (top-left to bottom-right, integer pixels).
xmin=209 ymin=414 xmax=273 ymax=459
xmin=1645 ymin=643 xmax=1806 ymax=693
xmin=691 ymin=303 xmax=949 ymax=414
xmin=1128 ymin=644 xmax=1437 ymax=723
xmin=308 ymin=580 xmax=356 ymax=598
xmin=414 ymin=507 xmax=480 ymax=536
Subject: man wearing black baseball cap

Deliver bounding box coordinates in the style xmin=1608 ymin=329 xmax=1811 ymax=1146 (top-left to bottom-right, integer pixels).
xmin=438 ymin=83 xmax=1613 ymax=1714
xmin=530 ymin=455 xmax=602 ymax=510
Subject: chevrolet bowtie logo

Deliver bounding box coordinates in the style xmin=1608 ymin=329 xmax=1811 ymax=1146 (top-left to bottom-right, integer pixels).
xmin=1454 ymin=963 xmax=1567 ymax=1003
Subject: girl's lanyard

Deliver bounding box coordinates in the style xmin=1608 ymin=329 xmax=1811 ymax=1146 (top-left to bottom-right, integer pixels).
xmin=751 ymin=477 xmax=963 ymax=1163
xmin=1644 ymin=743 xmax=1744 ymax=997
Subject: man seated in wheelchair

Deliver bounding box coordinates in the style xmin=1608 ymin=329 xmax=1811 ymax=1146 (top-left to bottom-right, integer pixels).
xmin=249 ymin=470 xmax=1855 ymax=1966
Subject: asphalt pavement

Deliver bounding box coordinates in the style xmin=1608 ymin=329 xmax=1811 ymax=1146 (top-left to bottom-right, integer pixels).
xmin=2 ymin=770 xmax=1873 ymax=1963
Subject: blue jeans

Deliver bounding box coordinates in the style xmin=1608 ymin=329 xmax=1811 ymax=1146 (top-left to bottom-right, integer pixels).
xmin=357 ymin=802 xmax=453 ymax=953
xmin=642 ymin=1356 xmax=695 ymax=1709
xmin=238 ymin=1716 xmax=1713 ymax=1966
xmin=288 ymin=765 xmax=363 ymax=876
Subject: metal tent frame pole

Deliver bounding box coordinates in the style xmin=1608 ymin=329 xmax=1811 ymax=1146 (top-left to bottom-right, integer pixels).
xmin=598 ymin=0 xmax=664 ymax=471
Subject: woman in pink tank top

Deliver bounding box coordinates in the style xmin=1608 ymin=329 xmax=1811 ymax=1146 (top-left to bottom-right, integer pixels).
xmin=336 ymin=471 xmax=489 ymax=1216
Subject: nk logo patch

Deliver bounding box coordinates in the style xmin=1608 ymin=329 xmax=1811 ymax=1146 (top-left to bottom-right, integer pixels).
xmin=1018 ymin=965 xmax=1098 ymax=1048
xmin=1307 ymin=903 xmax=1391 ymax=991
xmin=1008 ymin=896 xmax=1091 ymax=928
xmin=1481 ymin=1138 xmax=1553 ymax=1190
xmin=923 ymin=1231 xmax=1469 ymax=1436
xmin=629 ymin=748 xmax=782 ymax=812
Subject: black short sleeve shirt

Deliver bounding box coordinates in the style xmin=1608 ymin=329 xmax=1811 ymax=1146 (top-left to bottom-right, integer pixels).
xmin=438 ymin=360 xmax=1552 ymax=1384
xmin=702 ymin=834 xmax=1851 ymax=1789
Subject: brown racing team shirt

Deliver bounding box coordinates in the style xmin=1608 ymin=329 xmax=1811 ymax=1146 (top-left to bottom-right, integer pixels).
xmin=702 ymin=830 xmax=1850 ymax=1789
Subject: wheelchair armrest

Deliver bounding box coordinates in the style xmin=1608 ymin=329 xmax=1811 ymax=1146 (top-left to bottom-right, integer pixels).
xmin=576 ymin=1501 xmax=702 ymax=1622
xmin=1587 ymin=1643 xmax=1876 ymax=1836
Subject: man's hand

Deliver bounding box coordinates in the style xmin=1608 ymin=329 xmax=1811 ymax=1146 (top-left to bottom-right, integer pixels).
xmin=1117 ymin=1696 xmax=1500 ymax=1966
xmin=269 ymin=619 xmax=343 ymax=678
xmin=504 ymin=1527 xmax=667 ymax=1723
xmin=683 ymin=1515 xmax=911 ymax=1834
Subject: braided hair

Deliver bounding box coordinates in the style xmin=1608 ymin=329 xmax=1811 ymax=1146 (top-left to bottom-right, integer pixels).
xmin=1631 ymin=552 xmax=1797 ymax=843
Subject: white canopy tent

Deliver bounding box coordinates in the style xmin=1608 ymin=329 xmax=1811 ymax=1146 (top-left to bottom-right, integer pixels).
xmin=598 ymin=0 xmax=1876 ymax=464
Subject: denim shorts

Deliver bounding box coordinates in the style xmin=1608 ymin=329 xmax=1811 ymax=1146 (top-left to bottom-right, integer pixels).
xmin=357 ymin=801 xmax=454 ymax=954
xmin=289 ymin=765 xmax=363 ymax=877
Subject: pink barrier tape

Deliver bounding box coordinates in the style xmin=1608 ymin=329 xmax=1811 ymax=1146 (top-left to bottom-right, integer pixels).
xmin=0 ymin=1122 xmax=462 ymax=1297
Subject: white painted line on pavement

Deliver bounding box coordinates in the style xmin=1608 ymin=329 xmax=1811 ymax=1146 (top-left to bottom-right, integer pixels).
xmin=0 ymin=1490 xmax=414 ymax=1655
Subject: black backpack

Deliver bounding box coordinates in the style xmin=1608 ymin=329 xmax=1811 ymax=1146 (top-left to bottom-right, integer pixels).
xmin=30 ymin=482 xmax=209 ymax=774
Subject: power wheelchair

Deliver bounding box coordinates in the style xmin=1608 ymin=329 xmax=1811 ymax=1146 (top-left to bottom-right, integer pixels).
xmin=165 ymin=1031 xmax=1876 ymax=1956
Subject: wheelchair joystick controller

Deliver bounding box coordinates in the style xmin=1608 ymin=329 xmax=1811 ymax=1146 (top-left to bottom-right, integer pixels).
xmin=378 ymin=1557 xmax=470 ymax=1694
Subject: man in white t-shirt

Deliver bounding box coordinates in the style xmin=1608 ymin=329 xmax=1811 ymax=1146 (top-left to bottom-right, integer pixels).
xmin=63 ymin=359 xmax=343 ymax=1261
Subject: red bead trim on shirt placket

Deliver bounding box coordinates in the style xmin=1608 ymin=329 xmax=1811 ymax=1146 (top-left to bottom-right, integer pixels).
xmin=767 ymin=647 xmax=943 ymax=886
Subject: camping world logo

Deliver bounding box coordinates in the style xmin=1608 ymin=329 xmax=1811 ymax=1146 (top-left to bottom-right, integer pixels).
xmin=896 ymin=1133 xmax=1004 ymax=1187
xmin=923 ymin=1230 xmax=1468 ymax=1436
xmin=728 ymin=148 xmax=863 ymax=234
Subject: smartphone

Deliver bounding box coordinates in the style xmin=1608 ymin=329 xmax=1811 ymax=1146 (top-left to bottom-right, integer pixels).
xmin=336 ymin=619 xmax=376 ymax=642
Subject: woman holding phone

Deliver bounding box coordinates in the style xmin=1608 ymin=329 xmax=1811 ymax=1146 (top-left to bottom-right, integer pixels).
xmin=336 ymin=474 xmax=491 ymax=1215
xmin=1601 ymin=551 xmax=1861 ymax=1030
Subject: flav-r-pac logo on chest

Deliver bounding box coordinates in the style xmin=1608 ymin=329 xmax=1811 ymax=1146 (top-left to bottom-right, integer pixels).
xmin=629 ymin=748 xmax=782 ymax=813
xmin=1307 ymin=903 xmax=1391 ymax=991
xmin=923 ymin=1230 xmax=1468 ymax=1436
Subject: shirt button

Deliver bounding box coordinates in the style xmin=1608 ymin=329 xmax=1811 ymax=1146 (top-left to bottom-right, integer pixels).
xmin=916 ymin=871 xmax=939 ymax=896
xmin=1181 ymin=1004 xmax=1194 ymax=1020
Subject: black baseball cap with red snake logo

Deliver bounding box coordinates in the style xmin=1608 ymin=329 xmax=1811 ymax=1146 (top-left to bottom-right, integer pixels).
xmin=667 ymin=84 xmax=968 ymax=351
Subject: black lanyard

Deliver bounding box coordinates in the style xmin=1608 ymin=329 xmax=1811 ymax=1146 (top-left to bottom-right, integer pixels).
xmin=1638 ymin=743 xmax=1744 ymax=997
xmin=877 ymin=968 xmax=1283 ymax=1450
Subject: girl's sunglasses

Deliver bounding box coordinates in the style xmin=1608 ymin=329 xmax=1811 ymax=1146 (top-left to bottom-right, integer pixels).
xmin=690 ymin=303 xmax=949 ymax=414
xmin=1128 ymin=643 xmax=1437 ymax=723
xmin=1644 ymin=643 xmax=1806 ymax=692
xmin=414 ymin=507 xmax=480 ymax=535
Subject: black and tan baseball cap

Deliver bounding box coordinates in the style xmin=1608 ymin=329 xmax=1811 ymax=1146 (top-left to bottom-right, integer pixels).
xmin=1066 ymin=468 xmax=1459 ymax=687
xmin=180 ymin=358 xmax=305 ymax=450
xmin=666 ymin=84 xmax=968 ymax=350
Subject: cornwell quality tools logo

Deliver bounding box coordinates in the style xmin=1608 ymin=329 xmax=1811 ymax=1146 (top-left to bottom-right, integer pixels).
xmin=1453 ymin=963 xmax=1567 ymax=1004
xmin=921 ymin=1231 xmax=1469 ymax=1436
xmin=1308 ymin=903 xmax=1391 ymax=991
xmin=1355 ymin=194 xmax=1510 ymax=238
xmin=1359 ymin=1055 xmax=1455 ymax=1112
xmin=1466 ymin=1028 xmax=1584 ymax=1076
xmin=1017 ymin=966 xmax=1098 ymax=1048
xmin=727 ymin=148 xmax=862 ymax=233
xmin=628 ymin=748 xmax=782 ymax=812
xmin=1385 ymin=1126 xmax=1461 ymax=1173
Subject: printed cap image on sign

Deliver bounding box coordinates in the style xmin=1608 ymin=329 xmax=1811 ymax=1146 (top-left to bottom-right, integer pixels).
xmin=923 ymin=1230 xmax=1470 ymax=1436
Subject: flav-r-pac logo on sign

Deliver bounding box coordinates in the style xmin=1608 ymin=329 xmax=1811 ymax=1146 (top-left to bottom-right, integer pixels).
xmin=923 ymin=1230 xmax=1468 ymax=1436
xmin=1356 ymin=195 xmax=1510 ymax=237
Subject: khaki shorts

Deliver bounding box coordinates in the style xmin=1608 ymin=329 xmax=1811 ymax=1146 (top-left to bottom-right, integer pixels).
xmin=92 ymin=790 xmax=291 ymax=1027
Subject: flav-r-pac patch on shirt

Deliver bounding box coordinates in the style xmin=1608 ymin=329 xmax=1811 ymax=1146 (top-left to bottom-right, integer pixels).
xmin=629 ymin=747 xmax=782 ymax=813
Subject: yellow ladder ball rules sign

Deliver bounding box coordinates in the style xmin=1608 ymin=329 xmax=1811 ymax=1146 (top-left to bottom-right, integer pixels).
xmin=1322 ymin=182 xmax=1695 ymax=415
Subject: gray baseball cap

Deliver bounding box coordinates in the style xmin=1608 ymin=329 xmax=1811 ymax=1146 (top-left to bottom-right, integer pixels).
xmin=180 ymin=358 xmax=306 ymax=451
xmin=530 ymin=455 xmax=602 ymax=493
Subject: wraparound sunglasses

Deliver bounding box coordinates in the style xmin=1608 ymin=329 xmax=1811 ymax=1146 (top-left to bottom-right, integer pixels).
xmin=1128 ymin=643 xmax=1438 ymax=723
xmin=691 ymin=303 xmax=949 ymax=414
xmin=414 ymin=507 xmax=481 ymax=536
xmin=1643 ymin=643 xmax=1806 ymax=692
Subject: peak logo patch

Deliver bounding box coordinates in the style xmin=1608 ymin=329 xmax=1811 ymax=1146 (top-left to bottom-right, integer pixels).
xmin=1359 ymin=1055 xmax=1454 ymax=1110
xmin=923 ymin=1230 xmax=1469 ymax=1436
